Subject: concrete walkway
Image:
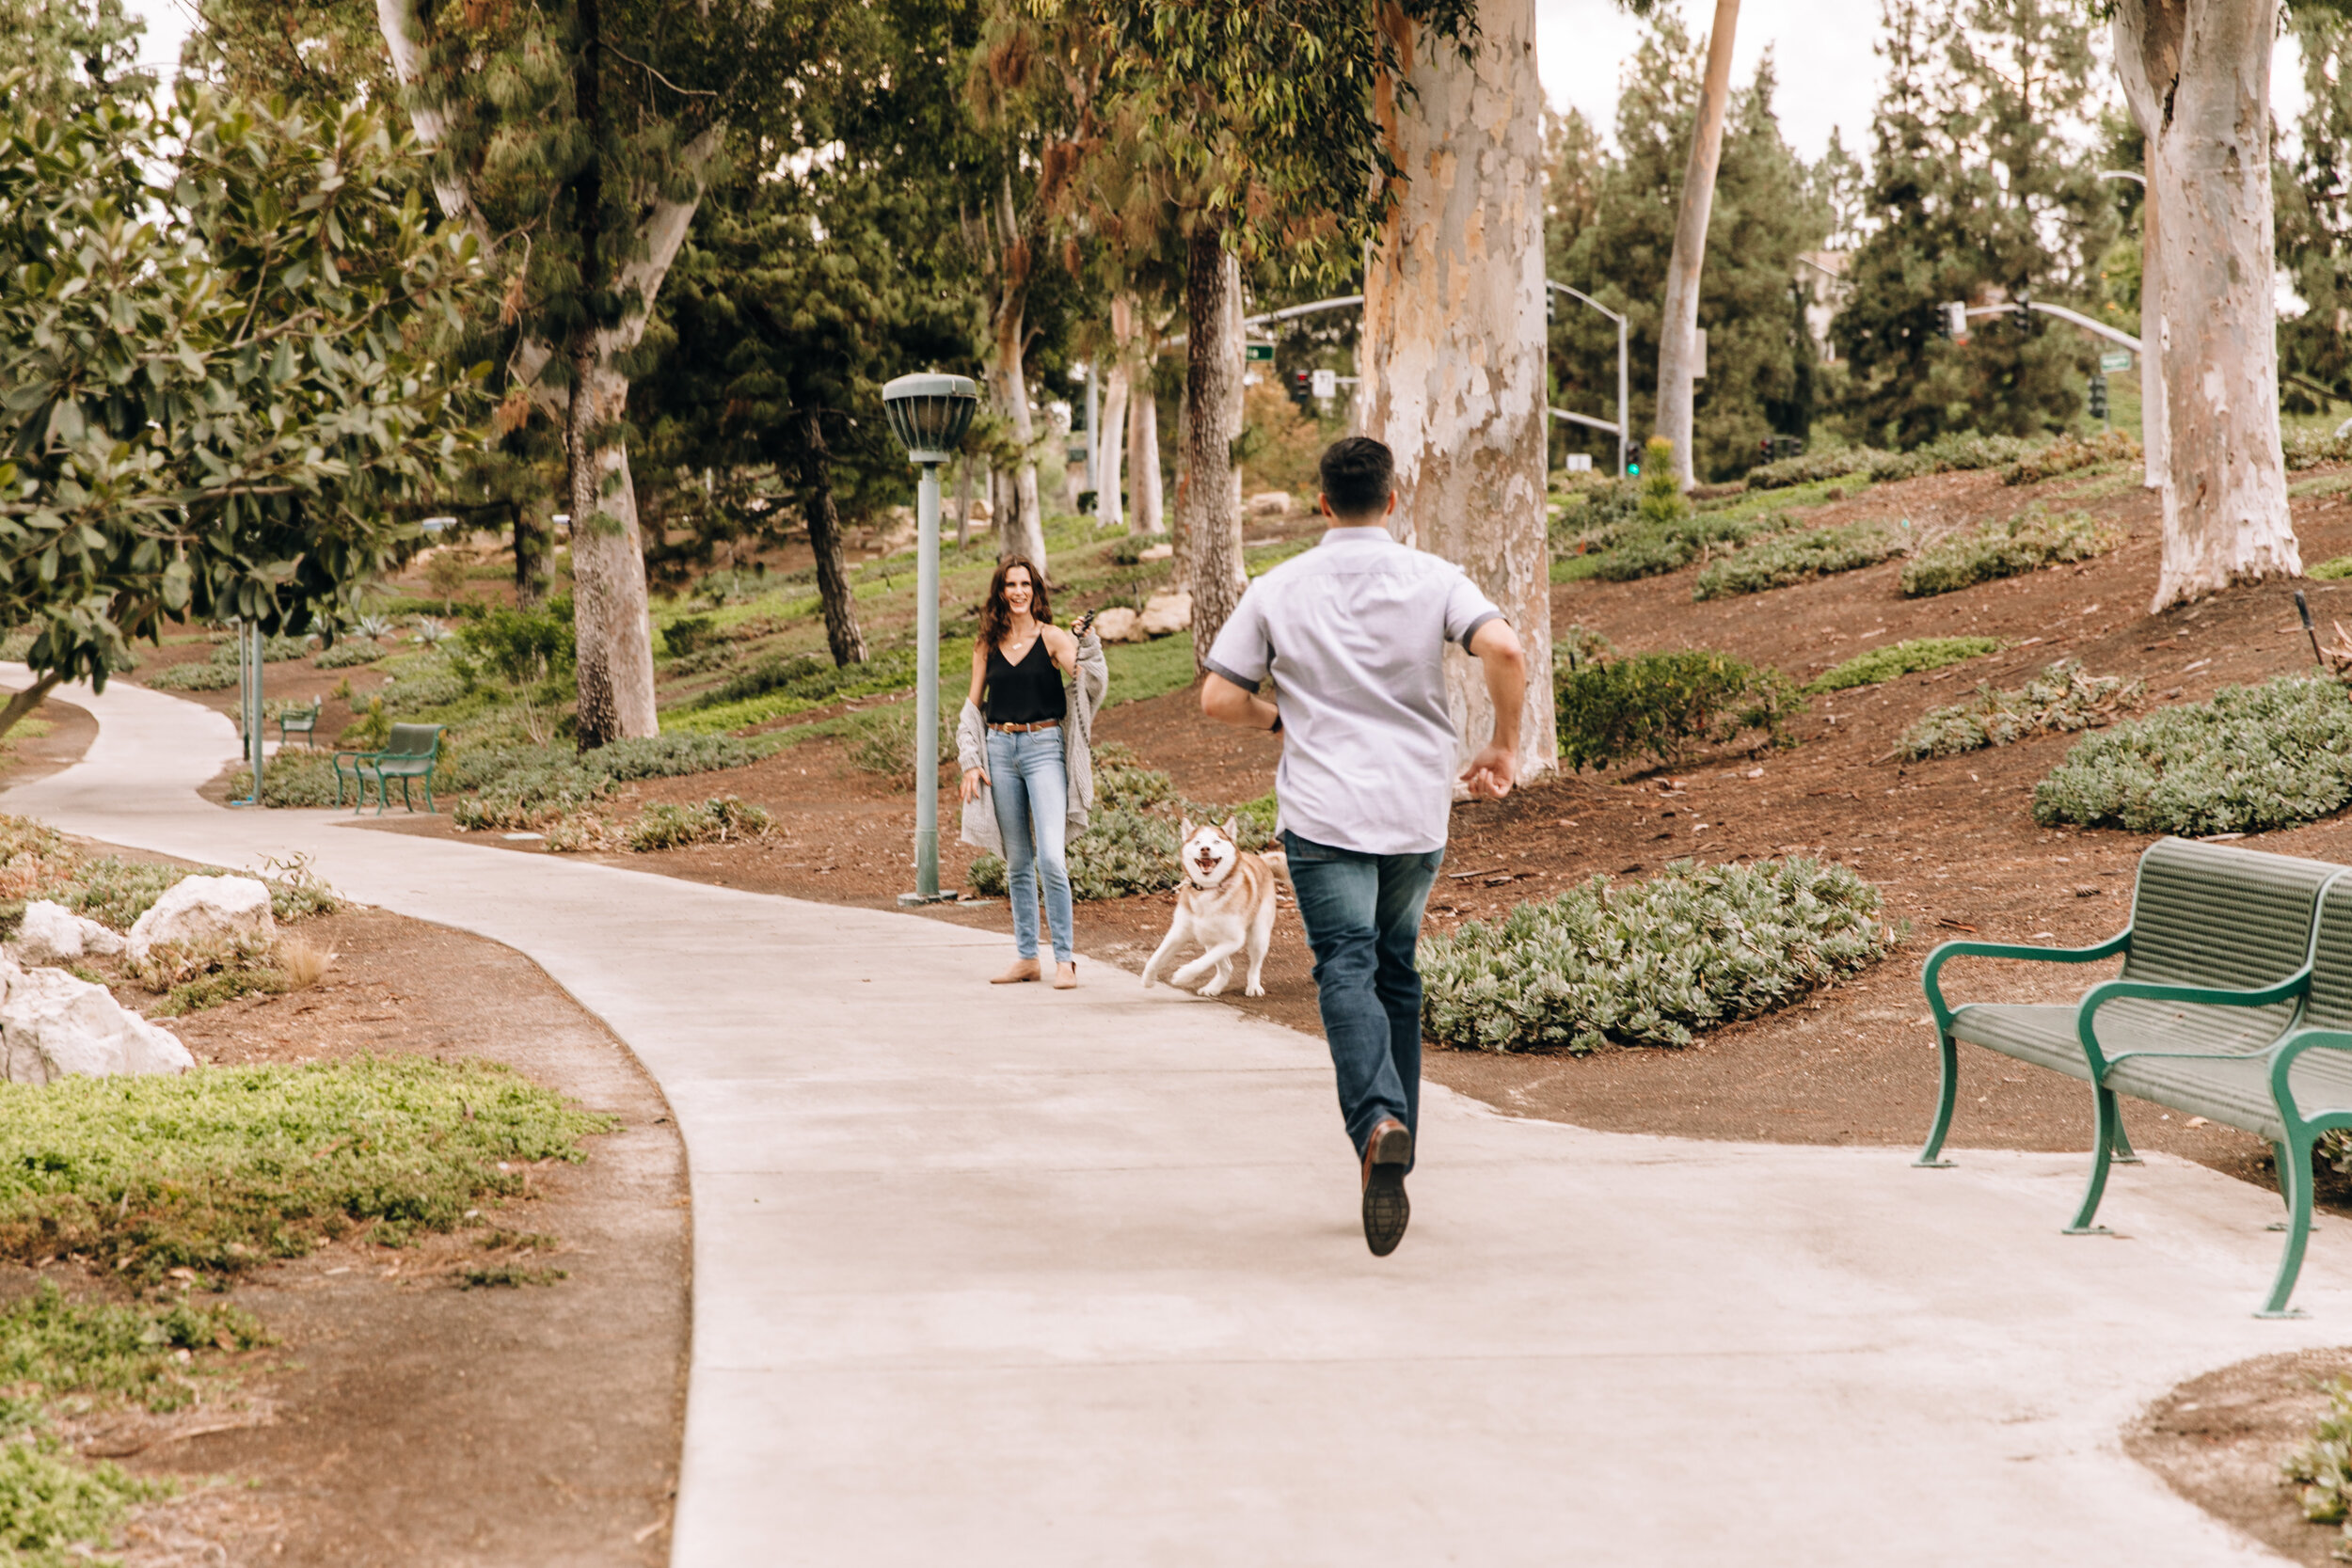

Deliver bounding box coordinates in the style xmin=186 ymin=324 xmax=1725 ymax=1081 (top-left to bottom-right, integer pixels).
xmin=4 ymin=673 xmax=2345 ymax=1565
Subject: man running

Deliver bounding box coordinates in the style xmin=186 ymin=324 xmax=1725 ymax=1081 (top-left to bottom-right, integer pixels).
xmin=1200 ymin=436 xmax=1527 ymax=1256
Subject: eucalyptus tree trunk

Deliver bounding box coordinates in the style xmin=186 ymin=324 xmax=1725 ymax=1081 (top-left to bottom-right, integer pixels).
xmin=1179 ymin=232 xmax=1246 ymax=665
xmin=2137 ymin=143 xmax=2169 ymax=491
xmin=1098 ymin=293 xmax=1136 ymax=534
xmin=978 ymin=174 xmax=1048 ymax=569
xmin=798 ymin=410 xmax=866 ymax=667
xmin=565 ymin=360 xmax=660 ymax=744
xmin=1654 ymin=0 xmax=1741 ymax=490
xmin=1358 ymin=0 xmax=1556 ymax=782
xmin=2114 ymin=0 xmax=2297 ymax=609
xmin=1129 ymin=382 xmax=1164 ymax=537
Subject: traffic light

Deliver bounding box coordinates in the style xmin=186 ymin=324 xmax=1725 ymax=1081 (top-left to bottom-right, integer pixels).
xmin=1938 ymin=301 xmax=1969 ymax=341
xmin=2012 ymin=293 xmax=2033 ymax=334
xmin=2088 ymin=374 xmax=2110 ymax=422
xmin=1287 ymin=370 xmax=1313 ymax=411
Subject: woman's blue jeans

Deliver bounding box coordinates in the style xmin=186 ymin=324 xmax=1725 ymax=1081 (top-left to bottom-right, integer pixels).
xmin=1280 ymin=831 xmax=1445 ymax=1164
xmin=986 ymin=727 xmax=1075 ymax=963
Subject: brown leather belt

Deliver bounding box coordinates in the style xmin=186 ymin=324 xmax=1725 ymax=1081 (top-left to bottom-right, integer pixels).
xmin=987 ymin=719 xmax=1061 ymax=733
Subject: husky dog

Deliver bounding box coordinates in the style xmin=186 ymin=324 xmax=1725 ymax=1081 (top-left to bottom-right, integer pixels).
xmin=1142 ymin=817 xmax=1288 ymax=997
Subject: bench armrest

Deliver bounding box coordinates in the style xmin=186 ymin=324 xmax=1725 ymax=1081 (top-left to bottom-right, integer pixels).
xmin=2081 ymin=969 xmax=2311 ymax=1077
xmin=1922 ymin=931 xmax=2129 ymax=1034
xmin=2264 ymin=1031 xmax=2352 ymax=1132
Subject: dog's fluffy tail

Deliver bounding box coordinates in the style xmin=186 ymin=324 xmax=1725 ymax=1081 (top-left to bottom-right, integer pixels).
xmin=1260 ymin=848 xmax=1291 ymax=890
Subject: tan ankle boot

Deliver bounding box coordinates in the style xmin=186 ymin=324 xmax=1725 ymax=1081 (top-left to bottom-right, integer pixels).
xmin=991 ymin=958 xmax=1041 ymax=985
xmin=1052 ymin=961 xmax=1078 ymax=990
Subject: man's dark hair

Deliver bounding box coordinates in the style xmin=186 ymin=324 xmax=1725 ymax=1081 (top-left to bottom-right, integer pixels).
xmin=1320 ymin=436 xmax=1394 ymax=519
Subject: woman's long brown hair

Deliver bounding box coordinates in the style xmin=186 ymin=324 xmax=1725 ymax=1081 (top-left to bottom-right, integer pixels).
xmin=977 ymin=557 xmax=1052 ymax=650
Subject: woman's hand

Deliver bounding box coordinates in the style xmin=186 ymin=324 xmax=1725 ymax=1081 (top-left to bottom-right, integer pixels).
xmin=960 ymin=766 xmax=988 ymax=803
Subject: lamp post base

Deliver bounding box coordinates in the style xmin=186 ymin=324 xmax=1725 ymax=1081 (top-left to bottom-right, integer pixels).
xmin=897 ymin=891 xmax=958 ymax=907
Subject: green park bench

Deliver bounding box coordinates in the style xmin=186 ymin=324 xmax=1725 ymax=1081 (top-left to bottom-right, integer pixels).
xmin=1921 ymin=836 xmax=2352 ymax=1316
xmin=276 ymin=699 xmax=322 ymax=749
xmin=332 ymin=723 xmax=444 ymax=815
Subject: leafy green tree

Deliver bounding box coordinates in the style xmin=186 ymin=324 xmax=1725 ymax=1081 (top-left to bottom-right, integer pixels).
xmin=2279 ymin=9 xmax=2352 ymax=408
xmin=0 ymin=71 xmax=482 ymax=736
xmin=2 ymin=0 xmax=148 ymax=111
xmin=1550 ymin=19 xmax=1827 ymax=481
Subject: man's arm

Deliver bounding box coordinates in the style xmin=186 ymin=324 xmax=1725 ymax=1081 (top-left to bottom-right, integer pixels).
xmin=1201 ymin=672 xmax=1280 ymax=732
xmin=1460 ymin=618 xmax=1526 ymax=800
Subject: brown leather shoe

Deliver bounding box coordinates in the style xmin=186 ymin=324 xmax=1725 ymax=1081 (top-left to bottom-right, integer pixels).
xmin=991 ymin=958 xmax=1041 ymax=985
xmin=1360 ymin=1118 xmax=1412 ymax=1257
xmin=1052 ymin=961 xmax=1078 ymax=990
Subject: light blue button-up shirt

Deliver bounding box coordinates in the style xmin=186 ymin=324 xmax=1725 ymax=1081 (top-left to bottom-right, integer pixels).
xmin=1205 ymin=527 xmax=1502 ymax=856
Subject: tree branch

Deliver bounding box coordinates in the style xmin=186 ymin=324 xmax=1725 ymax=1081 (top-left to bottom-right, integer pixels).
xmin=0 ymin=672 xmax=65 ymax=744
xmin=374 ymin=0 xmax=498 ymax=256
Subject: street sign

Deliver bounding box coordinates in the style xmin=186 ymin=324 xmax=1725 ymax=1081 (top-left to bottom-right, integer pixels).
xmin=1311 ymin=368 xmax=1337 ymax=400
xmin=1245 ymin=342 xmax=1275 ymax=362
xmin=2100 ymin=349 xmax=2134 ymax=373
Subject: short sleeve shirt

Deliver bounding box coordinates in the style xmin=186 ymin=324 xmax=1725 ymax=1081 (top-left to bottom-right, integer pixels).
xmin=1204 ymin=527 xmax=1502 ymax=856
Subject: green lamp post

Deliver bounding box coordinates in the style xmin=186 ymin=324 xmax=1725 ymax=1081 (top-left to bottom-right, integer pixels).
xmin=881 ymin=372 xmax=981 ymax=905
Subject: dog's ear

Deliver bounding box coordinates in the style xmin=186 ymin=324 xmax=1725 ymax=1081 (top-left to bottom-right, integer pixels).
xmin=1220 ymin=816 xmax=1238 ymax=842
xmin=1179 ymin=817 xmax=1195 ymax=841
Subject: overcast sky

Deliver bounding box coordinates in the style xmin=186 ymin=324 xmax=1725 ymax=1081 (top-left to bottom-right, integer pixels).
xmin=120 ymin=0 xmax=2303 ymax=165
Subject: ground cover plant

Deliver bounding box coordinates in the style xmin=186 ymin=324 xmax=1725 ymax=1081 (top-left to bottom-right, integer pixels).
xmin=1899 ymin=660 xmax=2145 ymax=760
xmin=1742 ymin=431 xmax=2033 ymax=491
xmin=1555 ymin=651 xmax=1794 ymax=771
xmin=0 ymin=815 xmax=336 ymax=932
xmin=0 ymin=1057 xmax=615 ymax=1281
xmin=2311 ymin=556 xmax=2352 ymax=582
xmin=1804 ymin=636 xmax=2004 ymax=694
xmin=2001 ymin=429 xmax=2140 ymax=485
xmin=1691 ymin=520 xmax=1908 ymax=601
xmin=1558 ymin=449 xmax=1792 ymax=583
xmin=2283 ymin=1377 xmax=2352 ymax=1542
xmin=1418 ymin=858 xmax=1900 ymax=1053
xmin=2032 ymin=676 xmax=2352 ymax=834
xmin=624 ymin=797 xmax=771 ymax=851
xmin=1899 ymin=508 xmax=2122 ymax=596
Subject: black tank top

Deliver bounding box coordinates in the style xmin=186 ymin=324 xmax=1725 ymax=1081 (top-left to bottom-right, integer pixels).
xmin=984 ymin=636 xmax=1068 ymax=724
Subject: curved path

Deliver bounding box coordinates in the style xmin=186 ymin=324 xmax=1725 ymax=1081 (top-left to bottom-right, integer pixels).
xmin=4 ymin=673 xmax=2343 ymax=1565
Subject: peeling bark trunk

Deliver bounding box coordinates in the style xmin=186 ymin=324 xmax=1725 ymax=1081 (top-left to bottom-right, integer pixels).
xmin=1098 ymin=293 xmax=1136 ymax=534
xmin=566 ymin=359 xmax=660 ymax=747
xmin=979 ymin=175 xmax=1047 ymax=570
xmin=1654 ymin=0 xmax=1741 ymax=490
xmin=2138 ymin=141 xmax=2169 ymax=491
xmin=1181 ymin=232 xmax=1246 ymax=666
xmin=1129 ymin=377 xmax=1163 ymax=537
xmin=2115 ymin=0 xmax=2296 ymax=609
xmin=799 ymin=410 xmax=866 ymax=667
xmin=1358 ymin=0 xmax=1556 ymax=783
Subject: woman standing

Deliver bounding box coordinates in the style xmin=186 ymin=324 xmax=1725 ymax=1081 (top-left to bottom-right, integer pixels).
xmin=956 ymin=559 xmax=1108 ymax=988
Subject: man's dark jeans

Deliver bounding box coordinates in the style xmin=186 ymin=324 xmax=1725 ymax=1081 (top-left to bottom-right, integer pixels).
xmin=1280 ymin=831 xmax=1445 ymax=1163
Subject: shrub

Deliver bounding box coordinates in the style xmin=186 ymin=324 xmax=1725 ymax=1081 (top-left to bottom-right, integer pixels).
xmin=2284 ymin=429 xmax=2352 ymax=470
xmin=1692 ymin=521 xmax=1907 ymax=601
xmin=588 ymin=732 xmax=773 ymax=782
xmin=1419 ymin=858 xmax=1899 ymax=1053
xmin=1743 ymin=431 xmax=2032 ymax=490
xmin=2284 ymin=1378 xmax=2352 ymax=1534
xmin=2002 ymin=428 xmax=2141 ymax=485
xmin=226 ymin=749 xmax=343 ymax=808
xmin=660 ymin=615 xmax=715 ymax=658
xmin=2031 ymin=675 xmax=2352 ymax=834
xmin=2311 ymin=556 xmax=2352 ymax=582
xmin=842 ymin=703 xmax=949 ymax=789
xmin=1744 ymin=445 xmax=1883 ymax=490
xmin=375 ymin=666 xmax=469 ymax=712
xmin=1899 ymin=660 xmax=2146 ymax=760
xmin=1804 ymin=635 xmax=2003 ymax=693
xmin=625 ymin=797 xmax=771 ymax=851
xmin=697 ymin=645 xmax=919 ymax=711
xmin=452 ymin=763 xmax=614 ymax=831
xmin=314 ymin=639 xmax=386 ymax=669
xmin=967 ymin=751 xmax=1273 ymax=900
xmin=145 ymin=660 xmax=240 ymax=691
xmin=0 ymin=1057 xmax=613 ymax=1280
xmin=458 ymin=601 xmax=575 ymax=686
xmin=1555 ymin=651 xmax=1794 ymax=771
xmin=1554 ymin=623 xmax=1615 ymax=671
xmin=1899 ymin=508 xmax=2122 ymax=596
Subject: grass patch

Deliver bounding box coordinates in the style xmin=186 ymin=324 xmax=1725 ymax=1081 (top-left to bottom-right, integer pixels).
xmin=2310 ymin=556 xmax=2352 ymax=581
xmin=2031 ymin=675 xmax=2352 ymax=834
xmin=1691 ymin=521 xmax=1908 ymax=601
xmin=0 ymin=1057 xmax=615 ymax=1283
xmin=143 ymin=661 xmax=240 ymax=692
xmin=1744 ymin=432 xmax=2032 ymax=491
xmin=2002 ymin=429 xmax=2140 ymax=485
xmin=1804 ymin=636 xmax=2003 ymax=694
xmin=1555 ymin=651 xmax=1794 ymax=771
xmin=1899 ymin=508 xmax=2123 ymax=597
xmin=1102 ymin=631 xmax=1199 ymax=708
xmin=1418 ymin=858 xmax=1900 ymax=1053
xmin=1898 ymin=659 xmax=2145 ymax=761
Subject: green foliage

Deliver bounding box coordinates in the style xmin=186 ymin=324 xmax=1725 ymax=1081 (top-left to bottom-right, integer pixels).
xmin=661 ymin=616 xmax=716 ymax=658
xmin=0 ymin=1283 xmax=264 ymax=1415
xmin=456 ymin=1263 xmax=566 ymax=1289
xmin=1418 ymin=858 xmax=1899 ymax=1053
xmin=444 ymin=734 xmax=776 ymax=830
xmin=2002 ymin=428 xmax=2141 ymax=484
xmin=1554 ymin=624 xmax=1615 ymax=670
xmin=1692 ymin=521 xmax=1907 ymax=600
xmin=2285 ymin=429 xmax=2352 ymax=471
xmin=1102 ymin=631 xmax=1200 ymax=708
xmin=0 ymin=75 xmax=482 ymax=726
xmin=313 ymin=639 xmax=388 ymax=670
xmin=452 ymin=765 xmax=615 ymax=832
xmin=1554 ymin=651 xmax=1795 ymax=771
xmin=1899 ymin=508 xmax=2122 ymax=596
xmin=1743 ymin=431 xmax=2034 ymax=490
xmin=841 ymin=704 xmax=950 ymax=790
xmin=625 ymin=797 xmax=771 ymax=851
xmin=1743 ymin=445 xmax=1883 ymax=490
xmin=1804 ymin=636 xmax=2003 ymax=693
xmin=2279 ymin=13 xmax=2352 ymax=415
xmin=0 ymin=815 xmax=336 ymax=933
xmin=0 ymin=1057 xmax=613 ymax=1282
xmin=1899 ymin=659 xmax=2145 ymax=760
xmin=2032 ymin=677 xmax=2352 ymax=834
xmin=143 ymin=660 xmax=241 ymax=691
xmin=456 ymin=602 xmax=575 ymax=687
xmin=2283 ymin=1378 xmax=2352 ymax=1530
xmin=206 ymin=636 xmax=307 ymax=665
xmin=0 ymin=1434 xmax=157 ymax=1568
xmin=2311 ymin=556 xmax=2352 ymax=582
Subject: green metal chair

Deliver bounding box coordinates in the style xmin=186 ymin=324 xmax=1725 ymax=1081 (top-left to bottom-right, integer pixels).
xmin=334 ymin=723 xmax=444 ymax=813
xmin=276 ymin=699 xmax=323 ymax=749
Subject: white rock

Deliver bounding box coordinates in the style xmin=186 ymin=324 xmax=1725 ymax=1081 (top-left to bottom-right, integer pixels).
xmin=126 ymin=875 xmax=276 ymax=965
xmin=1247 ymin=491 xmax=1294 ymax=517
xmin=15 ymin=901 xmax=87 ymax=966
xmin=0 ymin=966 xmax=192 ymax=1084
xmin=1137 ymin=592 xmax=1193 ymax=639
xmin=1137 ymin=543 xmax=1174 ymax=562
xmin=1090 ymin=607 xmax=1143 ymax=644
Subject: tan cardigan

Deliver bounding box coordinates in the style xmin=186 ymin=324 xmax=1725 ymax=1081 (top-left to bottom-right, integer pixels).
xmin=955 ymin=629 xmax=1108 ymax=854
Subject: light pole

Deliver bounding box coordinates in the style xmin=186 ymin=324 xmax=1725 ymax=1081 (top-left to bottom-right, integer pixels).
xmin=882 ymin=372 xmax=981 ymax=906
xmin=1546 ymin=282 xmax=1629 ymax=479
